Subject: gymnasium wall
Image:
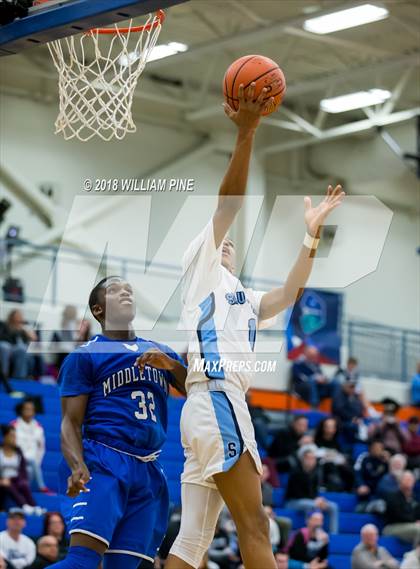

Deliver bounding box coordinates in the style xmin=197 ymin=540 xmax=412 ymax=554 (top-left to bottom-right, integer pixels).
xmin=1 ymin=94 xmax=419 ymax=334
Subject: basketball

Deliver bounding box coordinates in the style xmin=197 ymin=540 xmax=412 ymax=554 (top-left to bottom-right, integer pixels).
xmin=223 ymin=55 xmax=286 ymax=116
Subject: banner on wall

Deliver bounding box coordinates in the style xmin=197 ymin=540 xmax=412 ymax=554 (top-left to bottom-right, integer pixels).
xmin=285 ymin=289 xmax=343 ymax=364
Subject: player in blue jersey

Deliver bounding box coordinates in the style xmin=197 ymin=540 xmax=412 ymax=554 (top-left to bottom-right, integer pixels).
xmin=49 ymin=276 xmax=187 ymax=569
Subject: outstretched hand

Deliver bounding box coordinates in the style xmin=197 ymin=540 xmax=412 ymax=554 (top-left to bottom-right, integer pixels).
xmin=134 ymin=348 xmax=174 ymax=374
xmin=224 ymin=82 xmax=273 ymax=131
xmin=304 ymin=184 xmax=345 ymax=238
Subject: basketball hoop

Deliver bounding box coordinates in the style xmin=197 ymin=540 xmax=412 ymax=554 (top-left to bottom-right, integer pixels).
xmin=33 ymin=1 xmax=165 ymax=141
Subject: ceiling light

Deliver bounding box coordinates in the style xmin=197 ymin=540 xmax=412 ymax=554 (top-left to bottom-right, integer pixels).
xmin=147 ymin=41 xmax=188 ymax=62
xmin=303 ymin=4 xmax=389 ymax=34
xmin=320 ymin=89 xmax=392 ymax=113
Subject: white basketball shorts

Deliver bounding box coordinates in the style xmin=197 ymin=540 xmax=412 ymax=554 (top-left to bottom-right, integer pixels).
xmin=180 ymin=381 xmax=263 ymax=488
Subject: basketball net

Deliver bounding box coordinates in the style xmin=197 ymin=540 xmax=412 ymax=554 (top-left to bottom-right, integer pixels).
xmin=42 ymin=11 xmax=164 ymax=141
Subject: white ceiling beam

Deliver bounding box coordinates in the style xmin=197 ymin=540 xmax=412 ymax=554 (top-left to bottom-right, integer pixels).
xmin=390 ymin=13 xmax=420 ymax=40
xmin=283 ymin=26 xmax=392 ymax=59
xmin=267 ymin=173 xmax=419 ymax=216
xmin=185 ymin=52 xmax=420 ymax=122
xmin=227 ymin=0 xmax=268 ymax=26
xmin=261 ymin=107 xmax=420 ymax=155
xmin=263 ymin=117 xmax=303 ymax=133
xmin=147 ymin=0 xmax=369 ymax=70
xmin=380 ymin=66 xmax=415 ymax=116
xmin=0 ymin=163 xmax=62 ymax=228
xmin=279 ymin=107 xmax=322 ymax=138
xmin=284 ymin=52 xmax=420 ymax=98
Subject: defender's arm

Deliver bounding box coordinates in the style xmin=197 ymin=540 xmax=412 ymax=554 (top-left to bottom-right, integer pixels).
xmin=61 ymin=395 xmax=90 ymax=497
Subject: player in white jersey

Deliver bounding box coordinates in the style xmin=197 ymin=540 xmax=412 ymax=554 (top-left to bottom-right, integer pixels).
xmin=165 ymin=83 xmax=345 ymax=569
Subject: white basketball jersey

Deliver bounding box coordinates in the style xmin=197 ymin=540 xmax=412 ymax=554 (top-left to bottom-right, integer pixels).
xmin=181 ymin=220 xmax=268 ymax=393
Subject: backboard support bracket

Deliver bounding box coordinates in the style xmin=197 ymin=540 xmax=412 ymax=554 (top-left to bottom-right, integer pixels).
xmin=0 ymin=0 xmax=189 ymax=56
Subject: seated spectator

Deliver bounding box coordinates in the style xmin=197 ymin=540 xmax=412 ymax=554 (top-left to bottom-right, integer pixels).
xmin=265 ymin=506 xmax=281 ymax=553
xmin=51 ymin=306 xmax=91 ymax=373
xmin=0 ymin=426 xmax=36 ymax=512
xmin=351 ymin=523 xmax=399 ymax=569
xmin=199 ymin=552 xmax=221 ymax=569
xmin=285 ymin=447 xmax=339 ymax=534
xmin=261 ymin=457 xmax=281 ymax=488
xmin=157 ymin=507 xmax=181 ymax=563
xmin=0 ymin=370 xmax=12 ymax=396
xmin=333 ymin=358 xmax=379 ymax=418
xmin=355 ymin=439 xmax=389 ymax=510
xmin=29 ymin=536 xmax=59 ymax=569
xmin=261 ymin=463 xmax=275 ymax=506
xmin=368 ymin=399 xmax=407 ymax=454
xmin=269 ymin=415 xmax=312 ymax=473
xmin=0 ymin=508 xmax=36 ymax=569
xmin=377 ymin=454 xmax=407 ymax=498
xmin=11 ymin=400 xmax=51 ymax=494
xmin=401 ymin=537 xmax=420 ymax=569
xmin=332 ymin=378 xmax=368 ymax=445
xmin=275 ymin=552 xmax=327 ymax=569
xmin=261 ymin=465 xmax=292 ymax=550
xmin=314 ymin=417 xmax=354 ymax=492
xmin=403 ymin=416 xmax=420 ymax=471
xmin=42 ymin=513 xmax=68 ymax=560
xmin=383 ymin=470 xmax=420 ymax=543
xmin=246 ymin=394 xmax=271 ymax=451
xmin=291 ymin=347 xmax=336 ymax=408
xmin=0 ymin=310 xmax=40 ymax=380
xmin=288 ymin=512 xmax=330 ymax=567
xmin=412 ymin=362 xmax=420 ymax=406
xmin=208 ymin=518 xmax=240 ymax=569
xmin=334 ymin=357 xmax=359 ymax=384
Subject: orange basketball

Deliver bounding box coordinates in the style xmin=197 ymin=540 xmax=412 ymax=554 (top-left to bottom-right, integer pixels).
xmin=223 ymin=55 xmax=286 ymax=116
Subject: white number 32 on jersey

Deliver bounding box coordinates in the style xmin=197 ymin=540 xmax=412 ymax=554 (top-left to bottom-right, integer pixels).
xmin=131 ymin=391 xmax=157 ymax=422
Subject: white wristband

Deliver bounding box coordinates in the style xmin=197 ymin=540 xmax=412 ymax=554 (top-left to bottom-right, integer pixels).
xmin=303 ymin=232 xmax=320 ymax=250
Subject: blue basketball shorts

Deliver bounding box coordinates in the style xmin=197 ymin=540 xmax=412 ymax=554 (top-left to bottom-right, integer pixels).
xmin=58 ymin=439 xmax=169 ymax=564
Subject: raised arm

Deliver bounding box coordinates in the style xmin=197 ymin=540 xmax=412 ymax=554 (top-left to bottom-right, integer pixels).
xmin=135 ymin=348 xmax=188 ymax=396
xmin=213 ymin=83 xmax=273 ymax=247
xmin=259 ymin=185 xmax=345 ymax=320
xmin=61 ymin=395 xmax=90 ymax=497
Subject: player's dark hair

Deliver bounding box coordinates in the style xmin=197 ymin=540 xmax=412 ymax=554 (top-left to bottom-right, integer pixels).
xmin=292 ymin=414 xmax=307 ymax=423
xmin=369 ymin=437 xmax=383 ymax=448
xmin=88 ymin=276 xmax=122 ymax=314
xmin=15 ymin=398 xmax=35 ymax=418
xmin=43 ymin=511 xmax=65 ymax=537
xmin=0 ymin=424 xmax=15 ymax=440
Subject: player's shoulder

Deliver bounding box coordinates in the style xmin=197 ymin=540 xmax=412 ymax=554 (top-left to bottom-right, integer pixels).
xmin=182 ymin=219 xmax=214 ymax=264
xmin=61 ymin=335 xmax=101 ymax=367
xmin=77 ymin=335 xmax=102 ymax=351
xmin=147 ymin=339 xmax=176 ymax=356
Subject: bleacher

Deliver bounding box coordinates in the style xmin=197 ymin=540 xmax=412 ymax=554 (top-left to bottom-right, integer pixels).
xmin=0 ymin=381 xmax=412 ymax=568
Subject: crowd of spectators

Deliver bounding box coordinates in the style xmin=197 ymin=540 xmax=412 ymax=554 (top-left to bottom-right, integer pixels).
xmin=0 ymin=508 xmax=65 ymax=569
xmin=0 ymin=396 xmax=54 ymax=515
xmin=0 ymin=303 xmax=419 ymax=569
xmin=0 ymin=306 xmax=91 ymax=395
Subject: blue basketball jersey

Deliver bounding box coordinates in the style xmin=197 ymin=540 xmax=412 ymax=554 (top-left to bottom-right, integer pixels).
xmin=58 ymin=335 xmax=185 ymax=456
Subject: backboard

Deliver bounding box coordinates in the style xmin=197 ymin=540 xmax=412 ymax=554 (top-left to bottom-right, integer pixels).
xmin=0 ymin=0 xmax=189 ymax=56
